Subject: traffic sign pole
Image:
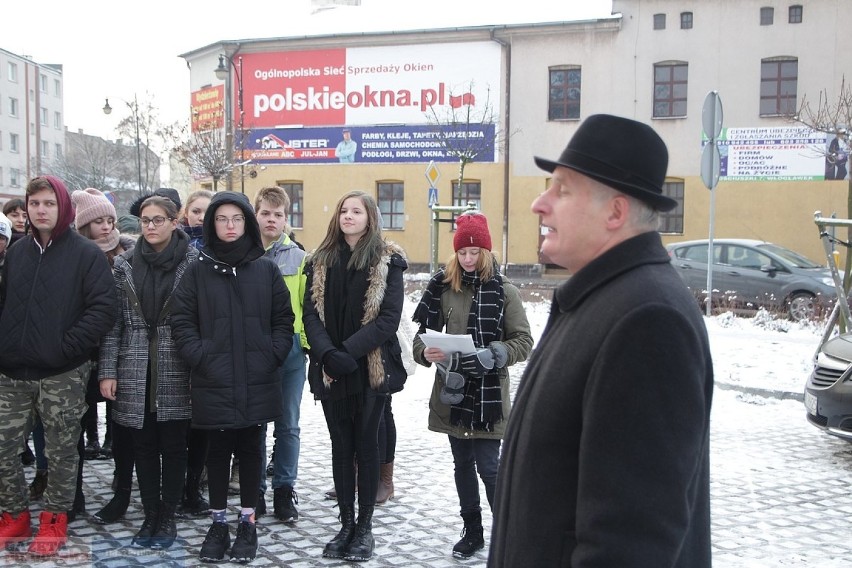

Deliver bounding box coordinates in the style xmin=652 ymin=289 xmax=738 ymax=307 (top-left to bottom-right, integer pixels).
xmin=701 ymin=91 xmax=723 ymax=317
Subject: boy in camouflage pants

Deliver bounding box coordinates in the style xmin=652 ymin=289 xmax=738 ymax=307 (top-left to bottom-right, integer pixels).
xmin=0 ymin=176 xmax=116 ymax=556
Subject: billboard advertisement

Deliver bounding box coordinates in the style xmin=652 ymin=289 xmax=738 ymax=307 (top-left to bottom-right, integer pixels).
xmin=225 ymin=42 xmax=501 ymax=163
xmin=705 ymin=126 xmax=848 ymax=181
xmin=190 ymin=85 xmax=224 ymax=132
xmin=244 ymin=123 xmax=496 ymax=164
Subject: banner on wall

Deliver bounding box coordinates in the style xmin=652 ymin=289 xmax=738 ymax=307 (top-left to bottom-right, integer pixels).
xmin=704 ymin=126 xmax=848 ymax=181
xmin=236 ymin=42 xmax=501 ymax=128
xmin=243 ymin=123 xmax=496 ymax=164
xmin=190 ymin=85 xmax=225 ymax=132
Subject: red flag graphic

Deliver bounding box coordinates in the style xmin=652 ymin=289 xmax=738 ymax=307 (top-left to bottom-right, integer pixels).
xmin=449 ymin=92 xmax=476 ymax=109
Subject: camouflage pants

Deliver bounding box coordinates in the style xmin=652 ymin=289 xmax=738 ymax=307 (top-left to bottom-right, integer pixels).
xmin=0 ymin=366 xmax=88 ymax=513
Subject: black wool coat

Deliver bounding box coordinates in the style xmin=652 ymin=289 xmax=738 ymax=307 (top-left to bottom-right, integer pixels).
xmin=489 ymin=231 xmax=714 ymax=568
xmin=171 ymin=192 xmax=294 ymax=429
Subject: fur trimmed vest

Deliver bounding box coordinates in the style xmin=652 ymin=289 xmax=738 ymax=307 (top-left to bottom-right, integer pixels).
xmin=309 ymin=241 xmax=406 ymax=391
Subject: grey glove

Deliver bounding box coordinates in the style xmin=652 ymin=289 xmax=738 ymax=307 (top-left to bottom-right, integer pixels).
xmin=456 ymin=348 xmax=495 ymax=377
xmin=488 ymin=341 xmax=509 ymax=368
xmin=437 ymin=363 xmax=466 ymax=405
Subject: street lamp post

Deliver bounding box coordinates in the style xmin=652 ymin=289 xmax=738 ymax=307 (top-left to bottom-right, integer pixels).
xmin=103 ymin=96 xmax=144 ymax=193
xmin=215 ymin=54 xmax=245 ymax=193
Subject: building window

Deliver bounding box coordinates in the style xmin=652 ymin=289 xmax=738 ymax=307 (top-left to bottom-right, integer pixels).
xmin=54 ymin=79 xmax=61 ymax=96
xmin=54 ymin=111 xmax=61 ymax=129
xmin=788 ymin=4 xmax=803 ymax=23
xmin=653 ymin=62 xmax=688 ymax=118
xmin=40 ymin=74 xmax=47 ymax=93
xmin=760 ymin=7 xmax=774 ymax=25
xmin=10 ymin=169 xmax=20 ymax=187
xmin=452 ymin=179 xmax=482 ymax=221
xmin=548 ymin=66 xmax=581 ymax=121
xmin=377 ymin=181 xmax=405 ymax=230
xmin=9 ymin=97 xmax=18 ymax=117
xmin=278 ymin=181 xmax=303 ymax=229
xmin=680 ymin=12 xmax=693 ymax=29
xmin=653 ymin=13 xmax=666 ymax=29
xmin=760 ymin=58 xmax=798 ymax=116
xmin=7 ymin=63 xmax=17 ymax=82
xmin=55 ymin=143 xmax=62 ymax=158
xmin=10 ymin=133 xmax=19 ymax=153
xmin=41 ymin=140 xmax=49 ymax=158
xmin=40 ymin=107 xmax=48 ymax=126
xmin=659 ymin=181 xmax=684 ymax=233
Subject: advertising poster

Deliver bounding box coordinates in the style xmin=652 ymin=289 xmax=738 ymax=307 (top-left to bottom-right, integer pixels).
xmin=228 ymin=42 xmax=501 ymax=164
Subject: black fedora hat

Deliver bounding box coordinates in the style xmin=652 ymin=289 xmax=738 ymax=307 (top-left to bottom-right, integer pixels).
xmin=534 ymin=114 xmax=677 ymax=212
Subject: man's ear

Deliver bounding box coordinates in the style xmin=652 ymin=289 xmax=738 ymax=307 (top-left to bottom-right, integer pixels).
xmin=605 ymin=194 xmax=630 ymax=229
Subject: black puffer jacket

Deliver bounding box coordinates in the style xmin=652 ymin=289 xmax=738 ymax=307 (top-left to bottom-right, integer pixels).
xmin=171 ymin=192 xmax=294 ymax=429
xmin=0 ymin=177 xmax=117 ymax=380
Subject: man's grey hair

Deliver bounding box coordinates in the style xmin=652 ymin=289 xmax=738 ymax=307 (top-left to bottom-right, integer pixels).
xmin=588 ymin=178 xmax=661 ymax=231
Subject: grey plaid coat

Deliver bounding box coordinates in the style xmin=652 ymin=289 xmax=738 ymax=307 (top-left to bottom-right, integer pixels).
xmin=98 ymin=246 xmax=199 ymax=429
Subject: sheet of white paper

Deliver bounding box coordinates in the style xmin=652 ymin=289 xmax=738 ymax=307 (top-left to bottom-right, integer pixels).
xmin=418 ymin=329 xmax=477 ymax=354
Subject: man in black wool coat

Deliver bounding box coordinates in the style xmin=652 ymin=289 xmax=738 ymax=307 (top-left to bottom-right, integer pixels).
xmin=488 ymin=114 xmax=714 ymax=568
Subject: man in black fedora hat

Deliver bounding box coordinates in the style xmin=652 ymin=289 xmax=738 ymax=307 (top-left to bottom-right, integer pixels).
xmin=488 ymin=114 xmax=713 ymax=567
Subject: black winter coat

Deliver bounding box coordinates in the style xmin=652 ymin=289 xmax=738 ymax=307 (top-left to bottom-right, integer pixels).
xmin=0 ymin=230 xmax=117 ymax=379
xmin=489 ymin=232 xmax=714 ymax=568
xmin=171 ymin=192 xmax=295 ymax=429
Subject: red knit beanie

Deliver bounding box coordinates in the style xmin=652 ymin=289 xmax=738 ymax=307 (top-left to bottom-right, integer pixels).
xmin=453 ymin=212 xmax=492 ymax=251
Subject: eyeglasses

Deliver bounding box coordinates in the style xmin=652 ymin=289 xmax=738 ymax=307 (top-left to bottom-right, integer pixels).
xmin=214 ymin=215 xmax=246 ymax=225
xmin=139 ymin=216 xmax=173 ymax=227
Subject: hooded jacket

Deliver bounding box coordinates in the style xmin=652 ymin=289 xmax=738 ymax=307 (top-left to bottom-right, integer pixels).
xmin=0 ymin=176 xmax=117 ymax=379
xmin=171 ymin=192 xmax=294 ymax=429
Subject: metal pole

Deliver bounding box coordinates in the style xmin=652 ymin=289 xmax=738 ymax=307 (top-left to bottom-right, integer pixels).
xmin=237 ymin=56 xmax=244 ymax=193
xmin=430 ymin=206 xmax=439 ymax=274
xmin=134 ymin=98 xmax=143 ymax=193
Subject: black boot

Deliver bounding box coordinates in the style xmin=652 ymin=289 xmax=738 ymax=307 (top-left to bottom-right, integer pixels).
xmin=344 ymin=505 xmax=375 ymax=562
xmin=452 ymin=510 xmax=484 ymax=558
xmin=91 ymin=488 xmax=131 ymax=524
xmin=151 ymin=501 xmax=177 ymax=549
xmin=132 ymin=502 xmax=160 ymax=548
xmin=177 ymin=470 xmax=209 ymax=518
xmin=322 ymin=503 xmax=355 ymax=559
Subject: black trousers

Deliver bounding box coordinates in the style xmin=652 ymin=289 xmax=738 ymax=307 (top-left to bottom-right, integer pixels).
xmin=130 ymin=412 xmax=189 ymax=507
xmin=323 ymin=393 xmax=386 ymax=506
xmin=206 ymin=425 xmax=264 ymax=510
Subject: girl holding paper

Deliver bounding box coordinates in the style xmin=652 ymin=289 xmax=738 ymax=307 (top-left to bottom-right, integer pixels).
xmin=412 ymin=211 xmax=533 ymax=560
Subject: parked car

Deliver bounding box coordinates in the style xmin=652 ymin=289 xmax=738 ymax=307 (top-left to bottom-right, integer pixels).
xmin=804 ymin=333 xmax=852 ymax=440
xmin=666 ymin=238 xmax=837 ymax=321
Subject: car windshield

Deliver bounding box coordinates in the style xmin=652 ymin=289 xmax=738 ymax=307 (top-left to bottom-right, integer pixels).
xmin=757 ymin=243 xmax=822 ymax=268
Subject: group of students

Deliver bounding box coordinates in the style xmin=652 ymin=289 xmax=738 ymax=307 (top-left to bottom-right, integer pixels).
xmin=0 ymin=173 xmax=535 ymax=564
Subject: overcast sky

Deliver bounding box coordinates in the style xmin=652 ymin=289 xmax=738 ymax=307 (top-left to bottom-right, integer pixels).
xmin=4 ymin=0 xmax=612 ymax=142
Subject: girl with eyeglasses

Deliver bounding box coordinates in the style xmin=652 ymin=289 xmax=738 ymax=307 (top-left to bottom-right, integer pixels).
xmin=171 ymin=191 xmax=294 ymax=563
xmin=98 ymin=195 xmax=198 ymax=549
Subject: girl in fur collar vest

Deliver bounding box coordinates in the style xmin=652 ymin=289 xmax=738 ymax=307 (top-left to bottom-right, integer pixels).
xmin=303 ymin=190 xmax=407 ymax=562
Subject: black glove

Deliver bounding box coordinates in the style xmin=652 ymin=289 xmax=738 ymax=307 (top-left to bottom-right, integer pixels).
xmin=452 ymin=348 xmax=495 ymax=377
xmin=323 ymin=349 xmax=358 ymax=377
xmin=488 ymin=341 xmax=509 ymax=368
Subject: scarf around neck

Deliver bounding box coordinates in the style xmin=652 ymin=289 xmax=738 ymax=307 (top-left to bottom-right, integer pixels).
xmin=209 ymin=233 xmax=258 ymax=267
xmin=414 ymin=264 xmax=507 ymax=431
xmin=133 ymin=230 xmax=188 ymax=326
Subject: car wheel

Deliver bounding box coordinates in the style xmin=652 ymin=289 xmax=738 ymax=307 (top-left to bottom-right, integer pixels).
xmin=787 ymin=292 xmax=816 ymax=321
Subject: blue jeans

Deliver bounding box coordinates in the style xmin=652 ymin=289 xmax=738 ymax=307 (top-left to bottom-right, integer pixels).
xmin=448 ymin=436 xmax=500 ymax=515
xmin=261 ymin=341 xmax=306 ymax=492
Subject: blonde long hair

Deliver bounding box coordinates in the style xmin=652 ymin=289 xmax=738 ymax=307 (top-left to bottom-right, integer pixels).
xmin=443 ymin=248 xmax=497 ymax=292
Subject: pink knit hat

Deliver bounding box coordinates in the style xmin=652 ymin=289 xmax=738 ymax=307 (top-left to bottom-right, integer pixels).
xmin=71 ymin=188 xmax=117 ymax=229
xmin=453 ymin=212 xmax=492 ymax=251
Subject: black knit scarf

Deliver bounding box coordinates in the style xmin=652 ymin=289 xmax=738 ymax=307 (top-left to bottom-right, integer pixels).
xmin=323 ymin=245 xmax=370 ymax=421
xmin=208 ymin=233 xmax=257 ymax=267
xmin=413 ymin=265 xmax=506 ymax=431
xmin=133 ymin=230 xmax=188 ymax=327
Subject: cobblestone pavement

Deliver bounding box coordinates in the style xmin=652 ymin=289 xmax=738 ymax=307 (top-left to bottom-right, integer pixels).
xmin=6 ymin=352 xmax=852 ymax=565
